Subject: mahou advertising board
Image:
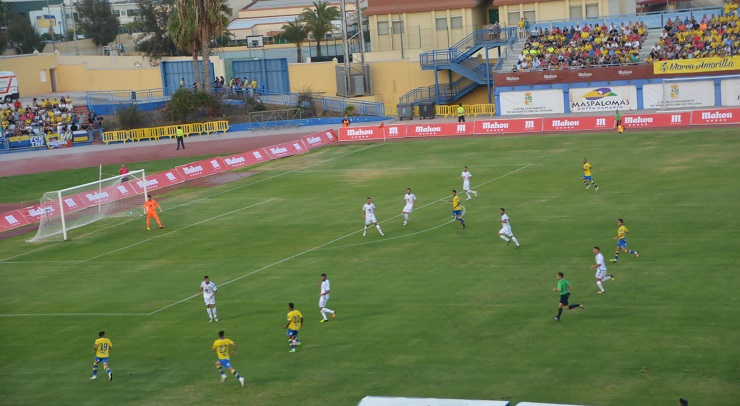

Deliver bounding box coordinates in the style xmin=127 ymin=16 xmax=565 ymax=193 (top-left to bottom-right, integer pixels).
xmin=473 ymin=118 xmax=544 ymax=134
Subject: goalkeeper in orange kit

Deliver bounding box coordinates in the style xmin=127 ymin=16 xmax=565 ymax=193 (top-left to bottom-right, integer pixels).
xmin=144 ymin=194 xmax=164 ymax=230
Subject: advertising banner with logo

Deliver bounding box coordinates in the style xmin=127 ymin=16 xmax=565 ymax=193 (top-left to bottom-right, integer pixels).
xmin=642 ymin=82 xmax=715 ymax=109
xmin=691 ymin=108 xmax=740 ymax=125
xmin=622 ymin=112 xmax=692 ymax=128
xmin=0 ymin=210 xmax=31 ymax=232
xmin=338 ymin=125 xmax=387 ymax=141
xmin=544 ymin=116 xmax=614 ymax=131
xmin=222 ymin=149 xmax=271 ymax=169
xmin=569 ymin=86 xmax=637 ymax=112
xmin=383 ymin=124 xmax=408 ymax=140
xmin=494 ymin=65 xmax=653 ymax=86
xmin=176 ymin=157 xmax=229 ymax=181
xmin=264 ymin=140 xmax=308 ymax=159
xmin=406 ymin=122 xmax=474 ymax=137
xmin=301 ymin=129 xmax=338 ymax=149
xmin=130 ymin=169 xmax=185 ymax=193
xmin=720 ymin=79 xmax=740 ymax=107
xmin=653 ymin=56 xmax=740 ymax=75
xmin=500 ymin=89 xmax=564 ymax=116
xmin=473 ymin=118 xmax=544 ymax=134
xmin=20 ymin=203 xmax=59 ymax=223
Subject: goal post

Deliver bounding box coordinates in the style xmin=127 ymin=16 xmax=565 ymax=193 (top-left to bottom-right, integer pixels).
xmin=28 ymin=169 xmax=148 ymax=242
xmin=656 ymin=74 xmax=740 ymax=111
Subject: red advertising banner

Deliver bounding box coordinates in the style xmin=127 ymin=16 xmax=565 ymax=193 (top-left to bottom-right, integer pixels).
xmin=20 ymin=202 xmax=59 ymax=223
xmin=0 ymin=210 xmax=31 ymax=232
xmin=176 ymin=157 xmax=229 ymax=180
xmin=383 ymin=123 xmax=407 ymax=139
xmin=301 ymin=129 xmax=339 ymax=149
xmin=338 ymin=125 xmax=387 ymax=141
xmin=407 ymin=122 xmax=474 ymax=137
xmin=543 ymin=115 xmax=614 ymax=131
xmin=264 ymin=140 xmax=308 ymax=158
xmin=130 ymin=169 xmax=185 ymax=193
xmin=473 ymin=118 xmax=544 ymax=134
xmin=622 ymin=112 xmax=691 ymax=128
xmin=690 ymin=108 xmax=740 ymax=125
xmin=222 ymin=148 xmax=271 ymax=169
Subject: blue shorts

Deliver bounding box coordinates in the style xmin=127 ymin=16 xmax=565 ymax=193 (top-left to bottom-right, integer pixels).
xmin=617 ymin=239 xmax=627 ymax=248
xmin=583 ymin=176 xmax=592 ymax=181
xmin=287 ymin=329 xmax=299 ymax=339
xmin=217 ymin=359 xmax=232 ymax=369
xmin=94 ymin=357 xmax=109 ymax=364
xmin=452 ymin=210 xmax=462 ymax=217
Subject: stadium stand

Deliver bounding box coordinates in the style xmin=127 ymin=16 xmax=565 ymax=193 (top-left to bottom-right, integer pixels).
xmin=645 ymin=12 xmax=740 ymax=63
xmin=514 ymin=21 xmax=648 ymax=71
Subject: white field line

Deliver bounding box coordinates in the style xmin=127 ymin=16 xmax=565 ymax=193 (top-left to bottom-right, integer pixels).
xmin=0 ymin=144 xmax=381 ymax=263
xmin=149 ymin=163 xmax=532 ymax=315
xmin=0 ymin=312 xmax=147 ymax=317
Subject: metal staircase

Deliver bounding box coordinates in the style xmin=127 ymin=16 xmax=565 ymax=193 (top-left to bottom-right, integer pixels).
xmin=401 ymin=27 xmax=517 ymax=105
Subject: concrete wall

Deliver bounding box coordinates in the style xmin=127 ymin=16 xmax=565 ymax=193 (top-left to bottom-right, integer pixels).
xmin=0 ymin=54 xmax=57 ymax=96
xmin=288 ymin=61 xmax=338 ymax=95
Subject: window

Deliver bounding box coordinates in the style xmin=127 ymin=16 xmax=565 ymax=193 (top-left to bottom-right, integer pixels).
xmin=392 ymin=21 xmax=404 ymax=34
xmin=128 ymin=9 xmax=141 ymax=16
xmin=377 ymin=21 xmax=389 ymax=35
xmin=585 ymin=4 xmax=599 ymax=18
xmin=436 ymin=17 xmax=447 ymax=31
xmin=450 ymin=16 xmax=463 ymax=30
xmin=507 ymin=11 xmax=520 ymax=27
xmin=523 ymin=11 xmax=536 ymax=24
xmin=570 ymin=5 xmax=583 ymax=19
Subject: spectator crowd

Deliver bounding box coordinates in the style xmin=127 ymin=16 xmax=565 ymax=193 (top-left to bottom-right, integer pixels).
xmin=515 ymin=21 xmax=648 ymax=71
xmin=0 ymin=96 xmax=99 ymax=148
xmin=645 ymin=13 xmax=740 ymax=63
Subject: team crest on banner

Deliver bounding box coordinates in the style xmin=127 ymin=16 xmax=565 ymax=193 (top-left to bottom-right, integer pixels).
xmin=670 ymin=85 xmax=680 ymax=99
xmin=524 ymin=92 xmax=533 ymax=105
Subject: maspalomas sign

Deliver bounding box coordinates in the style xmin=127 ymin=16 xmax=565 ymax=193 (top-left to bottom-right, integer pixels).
xmin=569 ymin=86 xmax=638 ymax=112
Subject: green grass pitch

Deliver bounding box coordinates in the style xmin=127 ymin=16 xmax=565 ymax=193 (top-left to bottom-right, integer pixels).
xmin=0 ymin=129 xmax=739 ymax=406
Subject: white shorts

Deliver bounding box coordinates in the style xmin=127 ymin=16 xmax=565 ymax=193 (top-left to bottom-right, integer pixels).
xmin=364 ymin=214 xmax=377 ymax=225
xmin=403 ymin=204 xmax=414 ymax=213
xmin=499 ymin=226 xmax=513 ymax=236
xmin=203 ymin=296 xmax=215 ymax=306
xmin=595 ymin=269 xmax=607 ymax=280
xmin=463 ymin=181 xmax=471 ymax=190
xmin=319 ymin=295 xmax=330 ymax=308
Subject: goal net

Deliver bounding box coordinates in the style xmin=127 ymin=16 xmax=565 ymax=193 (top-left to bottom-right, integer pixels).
xmin=654 ymin=74 xmax=740 ymax=111
xmin=28 ymin=169 xmax=147 ymax=242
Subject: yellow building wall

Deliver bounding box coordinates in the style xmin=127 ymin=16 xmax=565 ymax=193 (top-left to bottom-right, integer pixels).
xmin=0 ymin=54 xmax=57 ymax=96
xmin=367 ymin=60 xmax=436 ymax=104
xmin=55 ymin=65 xmax=161 ymax=92
xmin=497 ymin=0 xmax=606 ymax=28
xmin=539 ymin=2 xmax=567 ymax=21
xmin=288 ymin=62 xmax=338 ymax=95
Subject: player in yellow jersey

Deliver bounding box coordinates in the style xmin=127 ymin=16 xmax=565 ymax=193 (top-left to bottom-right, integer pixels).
xmin=448 ymin=190 xmax=465 ymax=229
xmin=90 ymin=331 xmax=113 ymax=381
xmin=610 ymin=218 xmax=639 ymax=263
xmin=284 ymin=303 xmax=303 ymax=353
xmin=581 ymin=158 xmax=599 ymax=191
xmin=212 ymin=330 xmax=245 ymax=387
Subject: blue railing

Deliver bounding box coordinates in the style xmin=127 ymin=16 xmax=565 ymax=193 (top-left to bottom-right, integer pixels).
xmin=399 ymin=76 xmax=477 ymax=105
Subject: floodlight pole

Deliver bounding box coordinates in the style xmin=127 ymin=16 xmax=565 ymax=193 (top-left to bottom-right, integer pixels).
xmin=339 ymin=0 xmax=351 ymax=97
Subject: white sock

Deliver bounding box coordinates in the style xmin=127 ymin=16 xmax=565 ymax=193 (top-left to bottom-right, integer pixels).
xmin=206 ymin=308 xmax=213 ymax=319
xmin=602 ymin=275 xmax=612 ymax=282
xmin=404 ymin=214 xmax=409 ymax=221
xmin=511 ymin=236 xmax=520 ymax=246
xmin=376 ymin=224 xmax=383 ymax=235
xmin=211 ymin=308 xmax=218 ymax=318
xmin=499 ymin=235 xmax=510 ymax=242
xmin=466 ymin=192 xmax=471 ymax=199
xmin=597 ymin=281 xmax=604 ymax=292
xmin=321 ymin=310 xmax=328 ymax=320
xmin=323 ymin=308 xmax=334 ymax=314
xmin=471 ymin=190 xmax=477 ymax=196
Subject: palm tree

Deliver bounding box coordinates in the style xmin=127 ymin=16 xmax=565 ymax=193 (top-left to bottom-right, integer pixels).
xmin=278 ymin=19 xmax=308 ymax=63
xmin=169 ymin=1 xmax=201 ymax=90
xmin=300 ymin=1 xmax=339 ymax=59
xmin=196 ymin=0 xmax=231 ymax=92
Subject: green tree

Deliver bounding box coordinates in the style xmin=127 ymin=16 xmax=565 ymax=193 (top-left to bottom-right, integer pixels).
xmin=135 ymin=0 xmax=182 ymax=59
xmin=277 ymin=19 xmax=308 ymax=63
xmin=169 ymin=0 xmax=201 ymax=90
xmin=0 ymin=1 xmax=10 ymax=50
xmin=6 ymin=15 xmax=42 ymax=54
xmin=300 ymin=1 xmax=339 ymax=58
xmin=76 ymin=0 xmax=120 ymax=47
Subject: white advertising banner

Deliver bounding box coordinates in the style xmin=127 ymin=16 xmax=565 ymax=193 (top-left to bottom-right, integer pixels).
xmin=500 ymin=89 xmax=564 ymax=116
xmin=569 ymin=86 xmax=637 ymax=112
xmin=720 ymin=79 xmax=740 ymax=106
xmin=643 ymin=81 xmax=715 ymax=109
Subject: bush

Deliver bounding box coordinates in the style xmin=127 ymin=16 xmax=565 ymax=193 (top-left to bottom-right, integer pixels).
xmin=343 ymin=105 xmax=356 ymax=116
xmin=114 ymin=104 xmax=145 ymax=130
xmin=165 ymin=89 xmax=222 ymax=123
xmin=296 ymin=90 xmax=318 ymax=118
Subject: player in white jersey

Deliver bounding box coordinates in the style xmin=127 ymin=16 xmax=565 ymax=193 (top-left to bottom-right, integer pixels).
xmin=497 ymin=208 xmax=520 ymax=249
xmin=460 ymin=166 xmax=478 ymax=200
xmin=590 ymin=246 xmax=615 ymax=294
xmin=362 ymin=197 xmax=384 ymax=237
xmin=318 ymin=273 xmax=336 ymax=322
xmin=197 ymin=275 xmax=219 ymax=322
xmin=401 ymin=188 xmax=416 ymax=226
